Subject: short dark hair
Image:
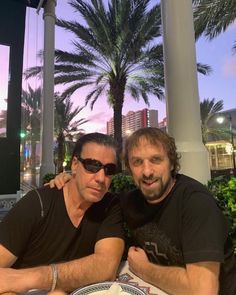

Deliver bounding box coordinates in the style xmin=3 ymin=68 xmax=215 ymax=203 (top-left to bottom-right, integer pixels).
xmin=124 ymin=127 xmax=181 ymax=177
xmin=72 ymin=132 xmax=118 ymax=161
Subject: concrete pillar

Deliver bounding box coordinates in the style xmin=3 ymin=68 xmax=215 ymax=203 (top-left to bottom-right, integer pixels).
xmin=161 ymin=0 xmax=210 ymax=183
xmin=39 ymin=0 xmax=56 ymax=185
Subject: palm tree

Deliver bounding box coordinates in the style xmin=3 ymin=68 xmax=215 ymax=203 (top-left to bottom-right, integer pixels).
xmin=0 ymin=98 xmax=8 ymax=137
xmin=54 ymin=94 xmax=88 ymax=173
xmin=193 ymin=0 xmax=236 ymax=53
xmin=25 ymin=0 xmax=211 ymax=170
xmin=200 ymin=98 xmax=224 ymax=144
xmin=0 ymin=109 xmax=7 ymax=137
xmin=21 ymin=86 xmax=41 ymax=186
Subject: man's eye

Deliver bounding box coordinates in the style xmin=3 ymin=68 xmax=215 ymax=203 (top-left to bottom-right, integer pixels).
xmin=131 ymin=159 xmax=143 ymax=166
xmin=150 ymin=157 xmax=161 ymax=164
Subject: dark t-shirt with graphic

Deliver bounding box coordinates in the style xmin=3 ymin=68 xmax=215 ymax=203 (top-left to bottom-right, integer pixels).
xmin=120 ymin=174 xmax=236 ymax=295
xmin=0 ymin=186 xmax=124 ymax=268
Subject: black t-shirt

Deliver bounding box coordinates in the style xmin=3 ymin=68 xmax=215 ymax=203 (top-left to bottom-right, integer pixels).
xmin=0 ymin=186 xmax=124 ymax=268
xmin=120 ymin=174 xmax=236 ymax=295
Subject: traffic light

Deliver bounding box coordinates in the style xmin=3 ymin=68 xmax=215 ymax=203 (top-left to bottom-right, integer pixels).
xmin=20 ymin=131 xmax=26 ymax=138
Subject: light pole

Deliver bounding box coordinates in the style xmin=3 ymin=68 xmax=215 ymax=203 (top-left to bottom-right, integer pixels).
xmin=217 ymin=114 xmax=236 ymax=175
xmin=229 ymin=115 xmax=236 ymax=175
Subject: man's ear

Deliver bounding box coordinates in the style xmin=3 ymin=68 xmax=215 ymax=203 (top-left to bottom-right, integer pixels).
xmin=71 ymin=156 xmax=79 ymax=175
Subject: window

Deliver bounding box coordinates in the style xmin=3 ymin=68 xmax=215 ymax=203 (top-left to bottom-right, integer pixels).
xmin=0 ymin=44 xmax=10 ymax=138
xmin=216 ymin=144 xmax=231 ymax=169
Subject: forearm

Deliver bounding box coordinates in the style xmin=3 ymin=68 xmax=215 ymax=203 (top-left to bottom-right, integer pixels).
xmin=133 ymin=262 xmax=219 ymax=295
xmin=56 ymin=253 xmax=120 ymax=292
xmin=0 ymin=252 xmax=121 ymax=293
xmin=0 ymin=253 xmax=120 ymax=293
xmin=139 ymin=262 xmax=190 ymax=295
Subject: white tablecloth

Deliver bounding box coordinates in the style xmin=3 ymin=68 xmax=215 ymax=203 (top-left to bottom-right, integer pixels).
xmin=117 ymin=261 xmax=169 ymax=295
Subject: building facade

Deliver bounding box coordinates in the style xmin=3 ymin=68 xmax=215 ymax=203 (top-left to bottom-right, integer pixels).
xmin=205 ymin=109 xmax=236 ymax=176
xmin=158 ymin=117 xmax=167 ymax=132
xmin=107 ymin=108 xmax=158 ymax=136
xmin=156 ymin=109 xmax=236 ymax=177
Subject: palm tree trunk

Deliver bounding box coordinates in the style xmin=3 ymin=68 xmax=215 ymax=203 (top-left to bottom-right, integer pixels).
xmin=57 ymin=133 xmax=65 ymax=173
xmin=113 ymin=101 xmax=123 ymax=172
xmin=110 ymin=77 xmax=126 ymax=172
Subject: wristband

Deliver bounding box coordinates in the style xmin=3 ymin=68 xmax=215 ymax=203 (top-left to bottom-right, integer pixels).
xmin=50 ymin=263 xmax=58 ymax=291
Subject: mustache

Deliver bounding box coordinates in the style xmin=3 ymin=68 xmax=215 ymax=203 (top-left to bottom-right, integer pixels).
xmin=142 ymin=174 xmax=158 ymax=181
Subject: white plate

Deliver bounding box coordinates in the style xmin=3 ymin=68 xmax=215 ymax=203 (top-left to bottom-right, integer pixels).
xmin=70 ymin=282 xmax=146 ymax=295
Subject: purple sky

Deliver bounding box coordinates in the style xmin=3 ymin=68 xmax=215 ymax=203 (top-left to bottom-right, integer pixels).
xmin=1 ymin=0 xmax=235 ymax=133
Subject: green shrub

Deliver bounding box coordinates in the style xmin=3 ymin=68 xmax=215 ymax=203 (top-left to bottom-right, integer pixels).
xmin=207 ymin=176 xmax=236 ymax=252
xmin=109 ymin=172 xmax=136 ymax=193
xmin=109 ymin=173 xmax=136 ymax=260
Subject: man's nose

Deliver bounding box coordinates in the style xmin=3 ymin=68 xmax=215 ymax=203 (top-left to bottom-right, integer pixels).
xmin=142 ymin=161 xmax=154 ymax=177
xmin=94 ymin=168 xmax=106 ymax=183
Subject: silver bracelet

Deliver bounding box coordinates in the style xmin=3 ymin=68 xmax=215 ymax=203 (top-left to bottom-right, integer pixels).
xmin=50 ymin=263 xmax=58 ymax=291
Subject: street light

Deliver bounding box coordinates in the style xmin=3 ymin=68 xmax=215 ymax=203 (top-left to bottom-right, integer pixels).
xmin=216 ymin=114 xmax=236 ymax=176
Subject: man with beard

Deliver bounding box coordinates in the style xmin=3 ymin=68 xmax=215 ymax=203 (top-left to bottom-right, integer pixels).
xmin=39 ymin=127 xmax=236 ymax=295
xmin=122 ymin=127 xmax=236 ymax=295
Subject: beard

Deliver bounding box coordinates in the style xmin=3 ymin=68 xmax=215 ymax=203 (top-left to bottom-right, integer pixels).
xmin=137 ymin=175 xmax=173 ymax=203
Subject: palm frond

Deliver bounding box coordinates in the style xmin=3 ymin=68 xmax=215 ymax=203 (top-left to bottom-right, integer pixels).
xmin=61 ymin=82 xmax=94 ymax=98
xmin=85 ymin=84 xmax=107 ymax=109
xmin=232 ymin=40 xmax=236 ymax=54
xmin=200 ymin=98 xmax=225 ymax=143
xmin=55 ymin=49 xmax=95 ymax=67
xmin=24 ymin=66 xmax=42 ymax=79
xmin=196 ymin=63 xmax=212 ymax=75
xmin=193 ymin=0 xmax=236 ymax=40
xmin=54 ymin=73 xmax=93 ymax=85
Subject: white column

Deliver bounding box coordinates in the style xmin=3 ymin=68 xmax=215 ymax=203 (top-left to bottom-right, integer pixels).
xmin=161 ymin=0 xmax=210 ymax=183
xmin=39 ymin=0 xmax=56 ymax=185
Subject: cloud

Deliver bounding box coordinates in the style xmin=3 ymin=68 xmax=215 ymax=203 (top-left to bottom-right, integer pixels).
xmin=83 ymin=121 xmax=107 ymax=133
xmin=87 ymin=111 xmax=111 ymax=122
xmin=80 ymin=111 xmax=112 ymax=133
xmin=223 ymin=57 xmax=236 ymax=77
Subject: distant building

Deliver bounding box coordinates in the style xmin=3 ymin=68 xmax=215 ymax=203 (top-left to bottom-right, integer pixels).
xmin=158 ymin=117 xmax=167 ymax=132
xmin=107 ymin=108 xmax=158 ymax=136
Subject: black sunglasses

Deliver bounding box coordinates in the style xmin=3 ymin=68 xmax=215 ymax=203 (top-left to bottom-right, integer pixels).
xmin=77 ymin=157 xmax=117 ymax=176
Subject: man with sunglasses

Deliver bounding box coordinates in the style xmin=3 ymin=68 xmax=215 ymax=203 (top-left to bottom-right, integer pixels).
xmin=0 ymin=133 xmax=125 ymax=293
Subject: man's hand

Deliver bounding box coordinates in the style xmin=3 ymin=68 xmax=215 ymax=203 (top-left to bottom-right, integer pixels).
xmin=0 ymin=268 xmax=32 ymax=293
xmin=0 ymin=266 xmax=51 ymax=293
xmin=48 ymin=291 xmax=67 ymax=295
xmin=45 ymin=172 xmax=72 ymax=189
xmin=127 ymin=246 xmax=150 ymax=278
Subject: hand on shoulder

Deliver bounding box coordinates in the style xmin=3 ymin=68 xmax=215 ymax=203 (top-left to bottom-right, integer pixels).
xmin=44 ymin=172 xmax=72 ymax=190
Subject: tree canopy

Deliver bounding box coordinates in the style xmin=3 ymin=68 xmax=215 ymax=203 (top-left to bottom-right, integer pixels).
xmin=25 ymin=0 xmax=211 ymax=170
xmin=193 ymin=0 xmax=236 ymax=53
